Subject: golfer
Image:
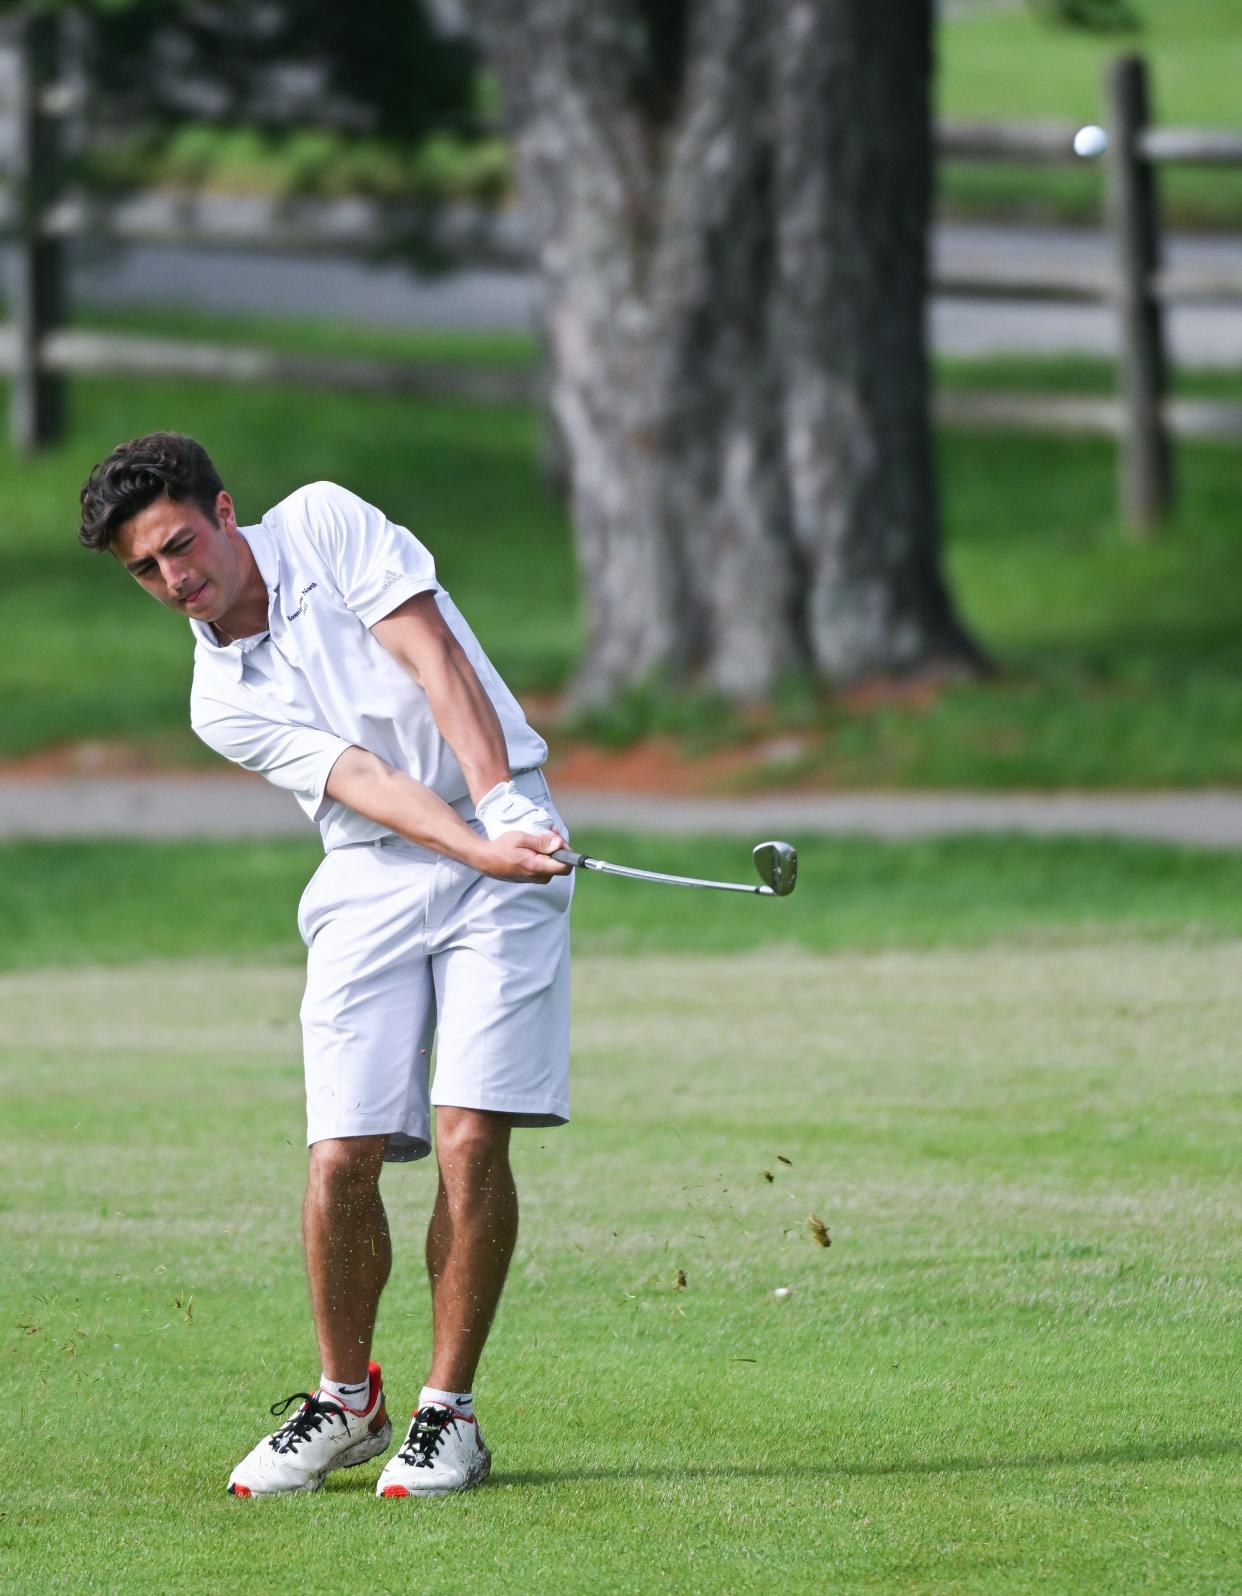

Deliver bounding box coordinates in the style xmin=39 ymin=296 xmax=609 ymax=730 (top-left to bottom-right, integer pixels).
xmin=79 ymin=432 xmax=574 ymax=1498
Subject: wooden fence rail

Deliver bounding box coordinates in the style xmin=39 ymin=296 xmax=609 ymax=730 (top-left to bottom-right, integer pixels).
xmin=2 ymin=17 xmax=1241 ymax=534
xmin=0 ymin=324 xmax=536 ymax=405
xmin=7 ymin=11 xmax=63 ymax=453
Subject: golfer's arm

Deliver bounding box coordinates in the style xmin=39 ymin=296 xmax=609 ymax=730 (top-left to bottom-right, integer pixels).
xmin=371 ymin=593 xmax=511 ymax=804
xmin=324 ymin=747 xmax=489 ymax=870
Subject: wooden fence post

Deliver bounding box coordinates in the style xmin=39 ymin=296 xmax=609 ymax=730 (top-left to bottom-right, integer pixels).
xmin=10 ymin=9 xmax=66 ymax=454
xmin=1106 ymin=54 xmax=1171 ymax=534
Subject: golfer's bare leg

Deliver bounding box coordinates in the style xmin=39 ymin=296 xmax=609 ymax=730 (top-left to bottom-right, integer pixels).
xmin=303 ymin=1134 xmax=391 ymax=1385
xmin=425 ymin=1108 xmax=518 ymax=1392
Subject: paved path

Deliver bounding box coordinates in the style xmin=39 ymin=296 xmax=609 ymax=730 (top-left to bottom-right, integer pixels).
xmin=2 ymin=221 xmax=1237 ymax=365
xmin=5 ymin=776 xmax=1242 ymax=848
xmin=933 ymin=223 xmax=1242 ymax=366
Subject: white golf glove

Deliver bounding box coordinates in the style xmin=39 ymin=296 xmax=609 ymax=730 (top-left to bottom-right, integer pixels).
xmin=475 ymin=779 xmax=561 ymax=842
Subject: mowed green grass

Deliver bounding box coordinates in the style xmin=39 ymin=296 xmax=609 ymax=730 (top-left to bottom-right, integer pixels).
xmin=6 ymin=833 xmax=1242 ymax=971
xmin=5 ymin=329 xmax=1242 ymax=786
xmin=938 ymin=0 xmax=1242 ymax=228
xmin=942 ymin=0 xmax=1242 ymax=126
xmin=3 ymin=924 xmax=1240 ymax=1592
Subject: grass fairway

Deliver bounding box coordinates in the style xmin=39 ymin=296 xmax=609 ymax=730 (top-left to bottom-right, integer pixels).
xmin=3 ymin=887 xmax=1240 ymax=1589
xmin=6 ymin=834 xmax=1242 ymax=969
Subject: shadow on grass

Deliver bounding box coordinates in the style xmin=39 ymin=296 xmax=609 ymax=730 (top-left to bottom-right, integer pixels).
xmin=493 ymin=1434 xmax=1240 ymax=1490
xmin=319 ymin=1434 xmax=1240 ymax=1495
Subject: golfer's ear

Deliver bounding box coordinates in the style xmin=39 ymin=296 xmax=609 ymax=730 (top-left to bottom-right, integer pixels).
xmin=216 ymin=490 xmax=237 ymax=530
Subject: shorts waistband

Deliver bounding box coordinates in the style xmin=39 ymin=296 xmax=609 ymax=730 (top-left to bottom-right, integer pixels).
xmin=373 ymin=767 xmax=552 ymax=854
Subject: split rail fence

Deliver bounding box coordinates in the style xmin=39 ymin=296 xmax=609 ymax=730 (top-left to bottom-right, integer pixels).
xmin=3 ymin=12 xmax=1242 ymax=533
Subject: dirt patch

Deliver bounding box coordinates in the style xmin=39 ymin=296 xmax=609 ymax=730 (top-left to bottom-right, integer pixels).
xmin=0 ymin=728 xmax=821 ymax=795
xmin=838 ymin=673 xmax=948 ymax=715
xmin=0 ymin=740 xmax=224 ymax=781
xmin=545 ymin=734 xmax=814 ymax=796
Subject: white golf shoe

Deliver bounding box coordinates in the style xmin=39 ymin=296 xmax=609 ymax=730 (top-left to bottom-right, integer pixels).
xmin=376 ymin=1402 xmax=492 ymax=1497
xmin=227 ymin=1361 xmax=392 ymax=1497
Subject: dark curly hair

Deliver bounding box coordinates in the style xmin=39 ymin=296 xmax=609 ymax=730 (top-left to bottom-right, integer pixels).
xmin=79 ymin=432 xmax=225 ymax=551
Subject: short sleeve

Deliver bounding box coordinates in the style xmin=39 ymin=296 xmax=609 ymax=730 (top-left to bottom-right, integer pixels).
xmin=292 ymin=481 xmax=439 ymax=628
xmin=191 ymin=697 xmax=353 ymax=824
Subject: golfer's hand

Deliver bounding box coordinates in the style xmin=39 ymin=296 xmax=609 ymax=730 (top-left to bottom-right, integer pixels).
xmin=481 ymin=829 xmax=572 ymax=883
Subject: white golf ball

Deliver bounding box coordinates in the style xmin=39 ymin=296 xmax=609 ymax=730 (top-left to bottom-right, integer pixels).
xmin=1073 ymin=125 xmax=1109 ymax=159
xmin=773 ymin=1286 xmax=793 ymax=1300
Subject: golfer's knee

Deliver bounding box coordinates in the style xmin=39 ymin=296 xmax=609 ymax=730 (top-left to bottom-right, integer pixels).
xmin=434 ymin=1108 xmax=512 ymax=1170
xmin=308 ymin=1134 xmax=386 ymax=1193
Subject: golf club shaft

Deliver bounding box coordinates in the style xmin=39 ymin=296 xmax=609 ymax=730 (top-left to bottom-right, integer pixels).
xmin=551 ymin=847 xmax=774 ymax=895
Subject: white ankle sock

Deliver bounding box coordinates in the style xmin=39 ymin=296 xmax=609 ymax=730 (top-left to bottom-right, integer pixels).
xmin=319 ymin=1372 xmax=371 ymax=1413
xmin=420 ymin=1384 xmax=473 ymax=1417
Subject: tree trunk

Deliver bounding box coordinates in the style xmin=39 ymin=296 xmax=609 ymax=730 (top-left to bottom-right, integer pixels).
xmin=471 ymin=0 xmax=982 ymax=706
xmin=773 ymin=0 xmax=980 ymax=679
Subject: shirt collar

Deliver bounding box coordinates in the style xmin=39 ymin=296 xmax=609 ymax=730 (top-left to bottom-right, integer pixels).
xmin=189 ymin=522 xmax=282 ymax=680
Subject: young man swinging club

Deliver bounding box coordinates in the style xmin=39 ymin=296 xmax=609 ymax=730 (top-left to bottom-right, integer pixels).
xmin=79 ymin=432 xmax=574 ymax=1498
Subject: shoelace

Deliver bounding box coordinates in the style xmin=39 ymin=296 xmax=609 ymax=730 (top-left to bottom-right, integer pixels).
xmin=266 ymin=1391 xmax=350 ymax=1455
xmin=396 ymin=1404 xmax=460 ymax=1469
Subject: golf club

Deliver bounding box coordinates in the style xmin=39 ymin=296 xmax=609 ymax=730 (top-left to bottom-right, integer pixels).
xmin=550 ymin=839 xmax=798 ymax=897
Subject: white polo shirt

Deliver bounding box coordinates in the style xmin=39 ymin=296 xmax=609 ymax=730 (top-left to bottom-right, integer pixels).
xmin=189 ymin=480 xmax=547 ymax=851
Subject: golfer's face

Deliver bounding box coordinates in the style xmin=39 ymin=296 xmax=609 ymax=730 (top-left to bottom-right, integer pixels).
xmin=113 ymin=493 xmax=240 ymax=621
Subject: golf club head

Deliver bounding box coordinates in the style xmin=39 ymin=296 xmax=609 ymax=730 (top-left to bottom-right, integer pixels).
xmin=752 ymin=840 xmax=798 ymax=897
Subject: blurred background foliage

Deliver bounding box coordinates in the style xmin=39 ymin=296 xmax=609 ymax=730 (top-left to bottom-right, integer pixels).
xmin=1030 ymin=0 xmax=1140 ymax=31
xmin=10 ymin=0 xmax=1238 ymax=225
xmin=27 ymin=0 xmax=510 ymax=203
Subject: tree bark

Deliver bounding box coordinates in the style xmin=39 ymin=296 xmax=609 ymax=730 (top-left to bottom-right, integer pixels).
xmin=470 ymin=0 xmax=982 ymax=706
xmin=773 ymin=0 xmax=980 ymax=679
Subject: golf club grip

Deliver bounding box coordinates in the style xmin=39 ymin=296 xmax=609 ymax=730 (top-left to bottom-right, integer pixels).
xmin=552 ymin=847 xmax=588 ymax=869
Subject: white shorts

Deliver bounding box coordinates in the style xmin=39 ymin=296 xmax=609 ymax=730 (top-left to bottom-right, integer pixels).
xmin=296 ymin=771 xmax=573 ymax=1162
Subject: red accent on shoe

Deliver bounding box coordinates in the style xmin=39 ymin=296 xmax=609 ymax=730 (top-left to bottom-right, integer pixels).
xmin=317 ymin=1361 xmax=384 ymax=1416
xmin=230 ymin=1484 xmax=252 ymax=1498
xmin=382 ymin=1485 xmax=410 ymax=1498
